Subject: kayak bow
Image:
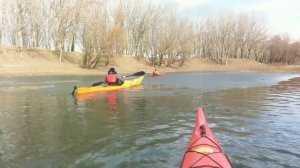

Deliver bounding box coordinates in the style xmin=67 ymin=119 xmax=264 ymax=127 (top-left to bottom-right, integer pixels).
xmin=181 ymin=107 xmax=232 ymax=168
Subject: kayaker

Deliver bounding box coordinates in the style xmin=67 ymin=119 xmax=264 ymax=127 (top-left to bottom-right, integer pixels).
xmin=105 ymin=67 xmax=124 ymax=85
xmin=152 ymin=68 xmax=160 ymax=76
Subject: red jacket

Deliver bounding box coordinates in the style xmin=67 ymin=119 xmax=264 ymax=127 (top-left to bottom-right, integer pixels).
xmin=106 ymin=73 xmax=117 ymax=85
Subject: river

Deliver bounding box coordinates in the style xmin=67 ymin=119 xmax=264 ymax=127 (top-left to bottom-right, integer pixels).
xmin=0 ymin=72 xmax=299 ymax=167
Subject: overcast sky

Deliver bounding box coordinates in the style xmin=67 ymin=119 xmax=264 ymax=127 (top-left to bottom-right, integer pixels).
xmin=156 ymin=0 xmax=300 ymax=40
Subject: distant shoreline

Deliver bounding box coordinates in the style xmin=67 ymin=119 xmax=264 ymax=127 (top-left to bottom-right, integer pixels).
xmin=1 ymin=63 xmax=299 ymax=78
xmin=0 ymin=46 xmax=300 ymax=77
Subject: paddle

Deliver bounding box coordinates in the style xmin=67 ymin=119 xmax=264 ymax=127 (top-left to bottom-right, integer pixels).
xmin=124 ymin=71 xmax=145 ymax=77
xmin=91 ymin=71 xmax=145 ymax=86
xmin=71 ymin=86 xmax=77 ymax=96
xmin=92 ymin=81 xmax=105 ymax=86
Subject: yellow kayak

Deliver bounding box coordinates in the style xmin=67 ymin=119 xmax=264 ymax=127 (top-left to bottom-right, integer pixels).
xmin=75 ymin=76 xmax=144 ymax=95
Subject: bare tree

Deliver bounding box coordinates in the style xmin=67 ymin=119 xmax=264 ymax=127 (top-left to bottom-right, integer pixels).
xmin=287 ymin=42 xmax=300 ymax=64
xmin=158 ymin=13 xmax=177 ymax=66
xmin=67 ymin=0 xmax=86 ymax=52
xmin=144 ymin=16 xmax=163 ymax=66
xmin=79 ymin=0 xmax=113 ymax=68
xmin=194 ymin=18 xmax=218 ymax=59
xmin=123 ymin=0 xmax=161 ymax=57
xmin=156 ymin=11 xmax=193 ymax=67
xmin=24 ymin=0 xmax=45 ymax=48
xmin=253 ymin=41 xmax=267 ymax=62
xmin=110 ymin=1 xmax=128 ymax=55
xmin=1 ymin=0 xmax=299 ymax=68
xmin=214 ymin=13 xmax=235 ymax=64
xmin=41 ymin=0 xmax=56 ymax=49
xmin=52 ymin=0 xmax=74 ymax=62
xmin=8 ymin=0 xmax=28 ymax=55
xmin=266 ymin=35 xmax=300 ymax=65
xmin=234 ymin=13 xmax=251 ymax=59
xmin=267 ymin=35 xmax=289 ymax=64
xmin=0 ymin=1 xmax=5 ymax=44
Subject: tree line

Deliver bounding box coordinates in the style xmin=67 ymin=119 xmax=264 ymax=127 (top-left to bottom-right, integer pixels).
xmin=1 ymin=0 xmax=299 ymax=68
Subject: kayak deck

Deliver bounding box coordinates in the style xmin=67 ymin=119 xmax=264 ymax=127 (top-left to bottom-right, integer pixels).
xmin=181 ymin=107 xmax=232 ymax=168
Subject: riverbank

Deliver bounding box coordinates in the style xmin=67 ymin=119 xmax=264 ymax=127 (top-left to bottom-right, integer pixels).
xmin=0 ymin=45 xmax=300 ymax=77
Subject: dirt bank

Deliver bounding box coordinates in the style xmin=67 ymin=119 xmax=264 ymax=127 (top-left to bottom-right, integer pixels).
xmin=0 ymin=45 xmax=299 ymax=77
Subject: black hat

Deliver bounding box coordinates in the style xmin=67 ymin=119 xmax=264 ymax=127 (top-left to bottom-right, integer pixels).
xmin=108 ymin=67 xmax=117 ymax=74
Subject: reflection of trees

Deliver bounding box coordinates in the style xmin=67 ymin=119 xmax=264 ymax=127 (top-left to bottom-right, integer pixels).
xmin=127 ymin=92 xmax=194 ymax=124
xmin=271 ymin=77 xmax=300 ymax=93
xmin=195 ymin=86 xmax=272 ymax=123
xmin=201 ymin=77 xmax=300 ymax=118
xmin=0 ymin=95 xmax=61 ymax=166
xmin=268 ymin=77 xmax=300 ymax=108
xmin=0 ymin=93 xmax=116 ymax=167
xmin=209 ymin=87 xmax=269 ymax=112
xmin=150 ymin=95 xmax=194 ymax=111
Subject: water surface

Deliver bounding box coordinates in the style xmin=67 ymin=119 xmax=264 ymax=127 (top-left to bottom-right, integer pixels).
xmin=0 ymin=72 xmax=299 ymax=167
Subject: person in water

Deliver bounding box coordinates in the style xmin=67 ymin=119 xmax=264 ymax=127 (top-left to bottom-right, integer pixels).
xmin=105 ymin=67 xmax=124 ymax=85
xmin=152 ymin=68 xmax=160 ymax=76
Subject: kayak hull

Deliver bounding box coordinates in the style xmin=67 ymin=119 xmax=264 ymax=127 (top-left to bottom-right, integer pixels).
xmin=76 ymin=76 xmax=144 ymax=95
xmin=181 ymin=107 xmax=232 ymax=168
xmin=75 ymin=85 xmax=144 ymax=101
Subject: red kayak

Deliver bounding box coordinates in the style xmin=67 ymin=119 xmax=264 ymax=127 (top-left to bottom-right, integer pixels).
xmin=181 ymin=107 xmax=232 ymax=168
xmin=147 ymin=73 xmax=165 ymax=77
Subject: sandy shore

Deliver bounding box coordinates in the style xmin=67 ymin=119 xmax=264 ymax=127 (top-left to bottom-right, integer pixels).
xmin=0 ymin=45 xmax=300 ymax=77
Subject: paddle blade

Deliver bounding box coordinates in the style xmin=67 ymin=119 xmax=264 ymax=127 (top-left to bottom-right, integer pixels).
xmin=127 ymin=71 xmax=145 ymax=77
xmin=71 ymin=86 xmax=77 ymax=96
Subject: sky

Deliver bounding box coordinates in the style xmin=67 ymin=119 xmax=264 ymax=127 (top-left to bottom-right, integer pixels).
xmin=157 ymin=0 xmax=300 ymax=40
xmin=1 ymin=0 xmax=299 ymax=41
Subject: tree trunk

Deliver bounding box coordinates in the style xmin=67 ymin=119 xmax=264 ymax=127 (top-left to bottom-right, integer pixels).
xmin=59 ymin=42 xmax=63 ymax=62
xmin=71 ymin=35 xmax=75 ymax=51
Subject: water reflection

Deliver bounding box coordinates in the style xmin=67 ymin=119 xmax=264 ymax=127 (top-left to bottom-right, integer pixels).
xmin=201 ymin=77 xmax=300 ymax=168
xmin=75 ymin=85 xmax=144 ymax=113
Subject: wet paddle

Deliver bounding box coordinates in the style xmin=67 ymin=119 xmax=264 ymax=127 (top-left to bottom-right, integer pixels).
xmin=91 ymin=71 xmax=145 ymax=87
